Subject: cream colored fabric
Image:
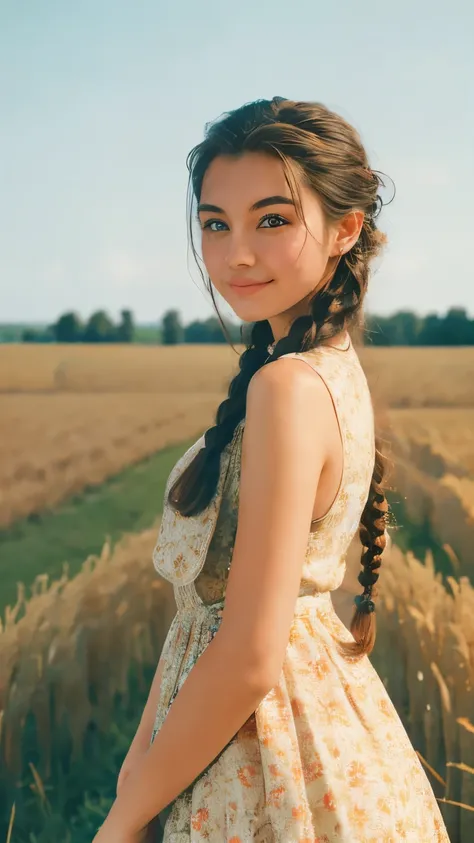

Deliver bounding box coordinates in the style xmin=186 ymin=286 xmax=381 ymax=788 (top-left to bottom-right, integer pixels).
xmin=150 ymin=341 xmax=449 ymax=841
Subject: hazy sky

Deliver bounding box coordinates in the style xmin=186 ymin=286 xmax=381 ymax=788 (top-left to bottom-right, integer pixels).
xmin=1 ymin=0 xmax=473 ymax=325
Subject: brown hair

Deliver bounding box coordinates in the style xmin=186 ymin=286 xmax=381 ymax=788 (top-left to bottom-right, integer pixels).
xmin=168 ymin=97 xmax=393 ymax=657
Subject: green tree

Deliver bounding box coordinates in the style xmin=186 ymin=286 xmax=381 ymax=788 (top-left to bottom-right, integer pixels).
xmin=51 ymin=312 xmax=84 ymax=343
xmin=22 ymin=327 xmax=54 ymax=343
xmin=184 ymin=320 xmax=210 ymax=343
xmin=117 ymin=309 xmax=135 ymax=343
xmin=161 ymin=309 xmax=184 ymax=345
xmin=391 ymin=310 xmax=422 ymax=345
xmin=417 ymin=313 xmax=442 ymax=345
xmin=83 ymin=310 xmax=117 ymax=343
xmin=184 ymin=316 xmax=239 ymax=344
xmin=442 ymin=307 xmax=474 ymax=345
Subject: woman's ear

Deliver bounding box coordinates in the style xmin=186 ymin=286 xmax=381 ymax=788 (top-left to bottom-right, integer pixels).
xmin=333 ymin=210 xmax=365 ymax=255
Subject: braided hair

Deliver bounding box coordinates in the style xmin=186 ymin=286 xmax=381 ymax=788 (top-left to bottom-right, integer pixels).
xmin=168 ymin=97 xmax=393 ymax=657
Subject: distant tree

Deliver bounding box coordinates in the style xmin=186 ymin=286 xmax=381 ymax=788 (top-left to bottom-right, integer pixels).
xmin=183 ymin=316 xmax=239 ymax=344
xmin=416 ymin=313 xmax=443 ymax=346
xmin=184 ymin=320 xmax=211 ymax=343
xmin=442 ymin=307 xmax=474 ymax=345
xmin=22 ymin=327 xmax=54 ymax=343
xmin=391 ymin=310 xmax=422 ymax=345
xmin=50 ymin=311 xmax=84 ymax=343
xmin=83 ymin=310 xmax=117 ymax=343
xmin=203 ymin=316 xmax=227 ymax=343
xmin=366 ymin=311 xmax=422 ymax=345
xmin=117 ymin=309 xmax=135 ymax=343
xmin=162 ymin=309 xmax=184 ymax=345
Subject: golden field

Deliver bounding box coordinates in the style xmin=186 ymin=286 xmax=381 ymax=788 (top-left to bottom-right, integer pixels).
xmin=2 ymin=526 xmax=473 ymax=839
xmin=2 ymin=342 xmax=474 ymax=402
xmin=1 ymin=343 xmax=474 ymax=555
xmin=0 ymin=391 xmax=221 ymax=528
xmin=1 ymin=342 xmax=474 ymax=838
xmin=381 ymin=407 xmax=474 ymax=577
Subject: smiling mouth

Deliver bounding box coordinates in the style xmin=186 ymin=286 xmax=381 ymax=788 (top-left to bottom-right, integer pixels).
xmin=230 ymin=280 xmax=274 ymax=292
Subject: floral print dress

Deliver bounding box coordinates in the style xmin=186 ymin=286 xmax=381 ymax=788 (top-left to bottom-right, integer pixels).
xmin=150 ymin=337 xmax=450 ymax=842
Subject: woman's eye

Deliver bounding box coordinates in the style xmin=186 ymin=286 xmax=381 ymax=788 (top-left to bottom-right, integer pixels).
xmin=202 ymin=219 xmax=227 ymax=232
xmin=259 ymin=214 xmax=288 ymax=228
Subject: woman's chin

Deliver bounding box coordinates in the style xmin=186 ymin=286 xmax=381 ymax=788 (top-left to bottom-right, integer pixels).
xmin=230 ymin=302 xmax=275 ymax=323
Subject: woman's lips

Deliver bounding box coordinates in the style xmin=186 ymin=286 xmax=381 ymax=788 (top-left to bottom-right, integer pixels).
xmin=230 ymin=281 xmax=273 ymax=294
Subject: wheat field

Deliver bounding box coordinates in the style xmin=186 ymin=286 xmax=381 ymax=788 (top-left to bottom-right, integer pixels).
xmin=1 ymin=343 xmax=474 ymax=838
xmin=1 ymin=526 xmax=473 ymax=839
xmin=1 ymin=343 xmax=474 ymax=545
xmin=0 ymin=392 xmax=221 ymax=528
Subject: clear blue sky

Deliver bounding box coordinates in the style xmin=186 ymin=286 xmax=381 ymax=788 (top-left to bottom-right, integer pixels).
xmin=1 ymin=0 xmax=473 ymax=324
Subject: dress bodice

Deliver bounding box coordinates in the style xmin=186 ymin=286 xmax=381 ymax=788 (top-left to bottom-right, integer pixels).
xmin=152 ymin=339 xmax=376 ymax=614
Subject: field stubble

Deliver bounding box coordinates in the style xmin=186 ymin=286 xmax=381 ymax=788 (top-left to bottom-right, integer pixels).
xmin=1 ymin=343 xmax=474 ymax=547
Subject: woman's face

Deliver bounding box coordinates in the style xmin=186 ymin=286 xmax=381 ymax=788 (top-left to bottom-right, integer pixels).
xmin=197 ymin=151 xmax=341 ymax=334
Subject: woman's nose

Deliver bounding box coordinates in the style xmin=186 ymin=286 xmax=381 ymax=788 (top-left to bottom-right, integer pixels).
xmin=225 ymin=233 xmax=256 ymax=268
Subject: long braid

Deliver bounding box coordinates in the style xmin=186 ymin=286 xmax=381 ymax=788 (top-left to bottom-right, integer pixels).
xmin=266 ymin=218 xmax=390 ymax=657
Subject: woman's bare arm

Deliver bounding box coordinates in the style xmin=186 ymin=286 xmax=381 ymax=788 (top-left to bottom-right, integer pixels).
xmin=129 ymin=653 xmax=166 ymax=751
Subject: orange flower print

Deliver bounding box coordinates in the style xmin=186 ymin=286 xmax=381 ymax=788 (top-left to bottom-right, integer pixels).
xmin=172 ymin=553 xmax=185 ymax=572
xmin=323 ymin=738 xmax=341 ymax=760
xmin=378 ymin=697 xmax=393 ymax=717
xmin=237 ymin=764 xmax=257 ymax=788
xmin=291 ymin=761 xmax=303 ymax=781
xmin=266 ymin=785 xmax=286 ymax=808
xmin=322 ymin=701 xmax=350 ymax=727
xmin=323 ymin=789 xmax=336 ymax=811
xmin=311 ymin=657 xmax=331 ymax=680
xmin=348 ymin=804 xmax=369 ymax=830
xmin=259 ymin=723 xmax=274 ymax=748
xmin=399 ymin=786 xmax=411 ymax=807
xmin=303 ymin=758 xmax=323 ymax=781
xmin=300 ymin=615 xmax=316 ymax=639
xmin=191 ymin=807 xmax=209 ymax=831
xmin=291 ymin=804 xmax=305 ymax=820
xmin=288 ymin=625 xmax=301 ymax=647
xmin=395 ymin=818 xmax=409 ymax=837
xmin=268 ymin=763 xmax=283 ymax=777
xmin=347 ymin=760 xmax=367 ymax=788
xmin=377 ymin=796 xmax=392 ymax=815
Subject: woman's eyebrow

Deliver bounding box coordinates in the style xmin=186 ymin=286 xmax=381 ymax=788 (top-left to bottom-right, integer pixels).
xmin=197 ymin=195 xmax=295 ymax=214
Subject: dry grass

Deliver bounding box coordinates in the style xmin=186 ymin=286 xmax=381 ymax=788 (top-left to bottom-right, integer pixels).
xmin=1 ymin=343 xmax=474 ymax=533
xmin=0 ymin=523 xmax=175 ymax=778
xmin=0 ymin=344 xmax=247 ymax=528
xmin=0 ymin=343 xmax=241 ymax=393
xmin=379 ymin=408 xmax=474 ymax=575
xmin=0 ymin=392 xmax=223 ymax=528
xmin=360 ymin=345 xmax=474 ymax=409
xmin=1 ymin=529 xmax=473 ymax=839
xmin=373 ymin=543 xmax=474 ymax=841
xmin=2 ymin=343 xmax=474 ymax=403
xmin=386 ymin=408 xmax=474 ymax=476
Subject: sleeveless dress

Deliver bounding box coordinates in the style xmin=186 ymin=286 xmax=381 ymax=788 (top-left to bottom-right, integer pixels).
xmin=150 ymin=337 xmax=449 ymax=842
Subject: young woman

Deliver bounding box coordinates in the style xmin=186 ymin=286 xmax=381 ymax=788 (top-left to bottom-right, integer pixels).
xmin=93 ymin=97 xmax=449 ymax=842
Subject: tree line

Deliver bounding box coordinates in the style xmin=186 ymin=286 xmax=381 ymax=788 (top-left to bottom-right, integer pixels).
xmin=19 ymin=306 xmax=474 ymax=346
xmin=22 ymin=310 xmax=135 ymax=343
